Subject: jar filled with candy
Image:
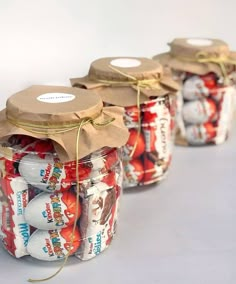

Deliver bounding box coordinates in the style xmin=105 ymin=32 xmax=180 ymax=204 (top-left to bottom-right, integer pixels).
xmin=154 ymin=38 xmax=236 ymax=146
xmin=71 ymin=57 xmax=179 ymax=188
xmin=0 ymin=86 xmax=129 ymax=262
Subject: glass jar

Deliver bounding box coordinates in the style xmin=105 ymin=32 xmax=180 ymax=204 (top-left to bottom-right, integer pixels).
xmin=70 ymin=57 xmax=179 ymax=189
xmin=122 ymin=95 xmax=176 ymax=187
xmin=173 ymin=71 xmax=235 ymax=145
xmin=154 ymin=38 xmax=236 ymax=146
xmin=0 ymin=135 xmax=122 ymax=261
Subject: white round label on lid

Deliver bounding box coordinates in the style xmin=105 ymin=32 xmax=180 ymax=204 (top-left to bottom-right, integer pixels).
xmin=186 ymin=38 xmax=213 ymax=46
xmin=37 ymin=93 xmax=75 ymax=103
xmin=110 ymin=58 xmax=141 ymax=68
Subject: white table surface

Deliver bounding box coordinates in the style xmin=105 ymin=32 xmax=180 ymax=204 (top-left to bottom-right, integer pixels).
xmin=0 ymin=127 xmax=235 ymax=284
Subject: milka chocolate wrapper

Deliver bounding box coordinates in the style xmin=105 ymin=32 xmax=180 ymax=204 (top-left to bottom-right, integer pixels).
xmin=0 ymin=85 xmax=129 ymax=162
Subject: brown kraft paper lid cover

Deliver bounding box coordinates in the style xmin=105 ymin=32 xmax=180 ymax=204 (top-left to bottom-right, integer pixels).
xmin=0 ymin=85 xmax=129 ymax=161
xmin=70 ymin=57 xmax=180 ymax=107
xmin=153 ymin=38 xmax=236 ymax=76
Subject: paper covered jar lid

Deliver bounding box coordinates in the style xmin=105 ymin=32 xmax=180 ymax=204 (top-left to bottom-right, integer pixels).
xmin=153 ymin=38 xmax=236 ymax=77
xmin=70 ymin=57 xmax=179 ymax=107
xmin=0 ymin=85 xmax=129 ymax=161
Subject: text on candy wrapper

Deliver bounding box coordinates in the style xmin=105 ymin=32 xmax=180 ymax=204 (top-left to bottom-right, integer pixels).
xmin=16 ymin=190 xmax=28 ymax=216
xmin=94 ymin=232 xmax=102 ymax=255
xmin=18 ymin=223 xmax=30 ymax=247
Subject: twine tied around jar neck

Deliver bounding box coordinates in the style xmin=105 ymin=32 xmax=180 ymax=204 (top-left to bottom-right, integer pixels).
xmin=95 ymin=65 xmax=162 ymax=158
xmin=6 ymin=113 xmax=115 ymax=283
xmin=174 ymin=51 xmax=236 ymax=85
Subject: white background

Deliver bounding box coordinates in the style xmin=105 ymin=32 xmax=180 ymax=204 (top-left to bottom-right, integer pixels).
xmin=0 ymin=1 xmax=236 ymax=283
xmin=0 ymin=0 xmax=236 ymax=109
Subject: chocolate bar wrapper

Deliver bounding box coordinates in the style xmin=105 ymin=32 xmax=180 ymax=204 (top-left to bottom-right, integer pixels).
xmin=0 ymin=176 xmax=37 ymax=257
xmin=75 ymin=181 xmax=118 ymax=260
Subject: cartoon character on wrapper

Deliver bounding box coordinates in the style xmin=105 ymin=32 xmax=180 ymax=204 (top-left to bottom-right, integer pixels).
xmin=182 ymin=98 xmax=217 ymax=124
xmin=186 ymin=122 xmax=216 ymax=145
xmin=182 ymin=73 xmax=217 ymax=101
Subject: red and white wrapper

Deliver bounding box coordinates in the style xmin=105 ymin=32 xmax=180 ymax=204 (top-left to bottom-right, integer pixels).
xmin=27 ymin=226 xmax=81 ymax=261
xmin=182 ymin=74 xmax=217 ymax=100
xmin=0 ymin=175 xmax=38 ymax=258
xmin=123 ymin=106 xmax=139 ymax=128
xmin=76 ymin=176 xmax=121 ymax=260
xmin=0 ymin=136 xmax=122 ymax=261
xmin=123 ymin=159 xmax=144 ymax=187
xmin=88 ymin=148 xmax=119 ymax=184
xmin=1 ymin=137 xmax=54 ymax=177
xmin=182 ymin=98 xmax=217 ymax=124
xmin=175 ymin=72 xmax=236 ymax=145
xmin=19 ymin=154 xmax=75 ymax=192
xmin=185 ymin=123 xmax=216 ymax=145
xmin=142 ymin=96 xmax=173 ymax=184
xmin=122 ymin=129 xmax=145 ymax=160
xmin=122 ymin=95 xmax=175 ymax=187
xmin=175 ymin=90 xmax=186 ymax=137
xmin=214 ymin=86 xmax=235 ymax=144
xmin=24 ymin=191 xmax=81 ymax=230
xmin=18 ymin=147 xmax=118 ymax=192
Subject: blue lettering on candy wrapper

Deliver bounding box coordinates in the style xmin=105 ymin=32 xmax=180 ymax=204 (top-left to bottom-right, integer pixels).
xmin=93 ymin=232 xmax=102 ymax=255
xmin=16 ymin=192 xmax=23 ymax=216
xmin=43 ymin=247 xmax=48 ymax=253
xmin=18 ymin=223 xmax=30 ymax=247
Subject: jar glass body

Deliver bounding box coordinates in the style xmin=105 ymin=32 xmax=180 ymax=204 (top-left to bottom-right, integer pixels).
xmin=0 ymin=136 xmax=122 ymax=261
xmin=120 ymin=94 xmax=176 ymax=188
xmin=172 ymin=71 xmax=236 ymax=146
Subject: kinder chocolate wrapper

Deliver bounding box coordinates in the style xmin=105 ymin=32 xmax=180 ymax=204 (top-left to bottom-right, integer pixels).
xmin=71 ymin=57 xmax=179 ymax=189
xmin=122 ymin=95 xmax=175 ymax=188
xmin=24 ymin=191 xmax=81 ymax=230
xmin=19 ymin=154 xmax=72 ymax=192
xmin=0 ymin=175 xmax=39 ymax=258
xmin=154 ymin=38 xmax=236 ymax=146
xmin=185 ymin=123 xmax=216 ymax=145
xmin=182 ymin=74 xmax=216 ymax=100
xmin=0 ymin=138 xmax=47 ymax=178
xmin=3 ymin=136 xmax=120 ymax=193
xmin=175 ymin=73 xmax=235 ymax=146
xmin=111 ymin=168 xmax=123 ymax=238
xmin=122 ymin=129 xmax=145 ymax=160
xmin=76 ymin=175 xmax=121 ymax=260
xmin=123 ymin=159 xmax=144 ymax=187
xmin=214 ymin=86 xmax=235 ymax=144
xmin=88 ymin=147 xmax=119 ymax=185
xmin=124 ymin=106 xmax=139 ymax=128
xmin=182 ymin=98 xmax=217 ymax=124
xmin=27 ymin=226 xmax=81 ymax=261
xmin=0 ymin=134 xmax=123 ymax=263
xmin=143 ymin=152 xmax=170 ymax=184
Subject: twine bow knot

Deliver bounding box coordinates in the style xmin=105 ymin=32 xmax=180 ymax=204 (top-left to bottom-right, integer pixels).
xmin=177 ymin=51 xmax=236 ymax=84
xmin=96 ymin=65 xmax=162 ymax=158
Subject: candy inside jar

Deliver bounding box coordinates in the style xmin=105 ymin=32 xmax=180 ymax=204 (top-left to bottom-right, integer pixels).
xmin=0 ymin=135 xmax=123 ymax=261
xmin=154 ymin=38 xmax=236 ymax=146
xmin=121 ymin=95 xmax=176 ymax=187
xmin=0 ymin=85 xmax=129 ymax=269
xmin=70 ymin=57 xmax=179 ymax=188
xmin=174 ymin=71 xmax=235 ymax=145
